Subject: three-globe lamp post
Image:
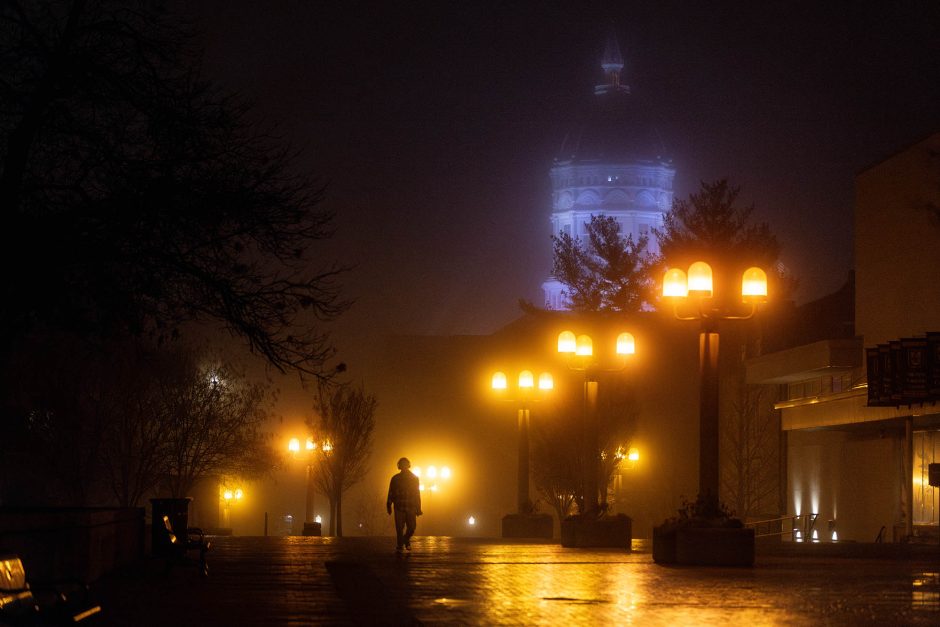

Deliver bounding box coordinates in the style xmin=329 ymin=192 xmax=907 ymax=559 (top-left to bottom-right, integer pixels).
xmin=662 ymin=261 xmax=767 ymax=511
xmin=556 ymin=330 xmax=635 ymax=517
xmin=288 ymin=436 xmax=333 ymax=527
xmin=491 ymin=369 xmax=553 ymax=514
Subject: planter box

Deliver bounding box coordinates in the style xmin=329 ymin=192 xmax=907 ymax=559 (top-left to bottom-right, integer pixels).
xmin=501 ymin=513 xmax=553 ymax=539
xmin=653 ymin=524 xmax=755 ymax=566
xmin=560 ymin=515 xmax=631 ymax=549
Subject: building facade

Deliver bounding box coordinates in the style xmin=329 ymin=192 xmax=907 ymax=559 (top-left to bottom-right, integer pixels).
xmin=542 ymin=36 xmax=675 ymax=310
xmin=747 ymin=133 xmax=940 ymax=543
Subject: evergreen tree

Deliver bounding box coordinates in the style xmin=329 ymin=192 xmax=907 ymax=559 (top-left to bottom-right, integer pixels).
xmin=551 ymin=215 xmax=651 ymax=312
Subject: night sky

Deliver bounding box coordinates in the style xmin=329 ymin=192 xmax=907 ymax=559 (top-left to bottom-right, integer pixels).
xmin=178 ymin=1 xmax=939 ymax=359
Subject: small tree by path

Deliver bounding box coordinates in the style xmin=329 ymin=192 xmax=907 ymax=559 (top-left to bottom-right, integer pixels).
xmin=312 ymin=383 xmax=377 ymax=536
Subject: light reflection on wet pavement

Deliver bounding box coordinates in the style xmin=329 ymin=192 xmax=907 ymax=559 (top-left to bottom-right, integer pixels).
xmin=95 ymin=535 xmax=940 ymax=625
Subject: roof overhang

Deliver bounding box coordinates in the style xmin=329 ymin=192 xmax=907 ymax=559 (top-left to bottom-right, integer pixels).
xmin=745 ymin=338 xmax=862 ymax=385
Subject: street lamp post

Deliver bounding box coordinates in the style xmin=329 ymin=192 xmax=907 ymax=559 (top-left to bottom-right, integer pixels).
xmin=557 ymin=330 xmax=635 ymax=516
xmin=288 ymin=436 xmax=333 ymax=534
xmin=663 ymin=262 xmax=768 ymax=511
xmin=491 ymin=369 xmax=553 ymax=514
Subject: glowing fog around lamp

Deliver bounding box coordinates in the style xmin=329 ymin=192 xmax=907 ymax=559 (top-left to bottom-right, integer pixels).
xmin=288 ymin=438 xmax=300 ymax=453
xmin=628 ymin=447 xmax=640 ymax=462
xmin=491 ymin=371 xmax=507 ymax=390
xmin=662 ymin=268 xmax=688 ymax=298
xmin=687 ymin=261 xmax=713 ymax=296
xmin=305 ymin=437 xmax=316 ymax=451
xmin=538 ymin=372 xmax=554 ymax=390
xmin=616 ymin=332 xmax=636 ymax=355
xmin=557 ymin=331 xmax=576 ymax=354
xmin=741 ymin=266 xmax=768 ymax=303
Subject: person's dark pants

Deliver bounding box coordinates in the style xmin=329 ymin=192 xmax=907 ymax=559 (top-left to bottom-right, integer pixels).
xmin=394 ymin=508 xmax=417 ymax=547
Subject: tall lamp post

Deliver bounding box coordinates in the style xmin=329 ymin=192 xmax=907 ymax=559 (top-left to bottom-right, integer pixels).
xmin=557 ymin=330 xmax=635 ymax=517
xmin=662 ymin=261 xmax=768 ymax=511
xmin=288 ymin=435 xmax=333 ymax=535
xmin=491 ymin=370 xmax=553 ymax=516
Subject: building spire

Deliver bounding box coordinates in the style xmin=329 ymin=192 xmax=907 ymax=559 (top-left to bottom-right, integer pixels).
xmin=595 ymin=31 xmax=630 ymax=95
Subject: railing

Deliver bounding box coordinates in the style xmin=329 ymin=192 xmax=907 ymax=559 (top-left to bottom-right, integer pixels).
xmin=746 ymin=512 xmax=819 ymax=541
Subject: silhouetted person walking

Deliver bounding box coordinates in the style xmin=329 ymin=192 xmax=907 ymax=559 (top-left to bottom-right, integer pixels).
xmin=387 ymin=457 xmax=422 ymax=552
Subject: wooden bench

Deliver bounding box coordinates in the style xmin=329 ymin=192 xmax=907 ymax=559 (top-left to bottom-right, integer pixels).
xmin=160 ymin=515 xmax=210 ymax=576
xmin=0 ymin=554 xmax=101 ymax=625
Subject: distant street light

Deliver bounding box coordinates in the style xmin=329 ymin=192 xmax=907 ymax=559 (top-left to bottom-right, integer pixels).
xmin=557 ymin=329 xmax=635 ymax=516
xmin=288 ymin=435 xmax=332 ymax=527
xmin=491 ymin=369 xmax=553 ymax=515
xmin=220 ymin=484 xmax=244 ymax=529
xmin=662 ymin=261 xmax=768 ymax=511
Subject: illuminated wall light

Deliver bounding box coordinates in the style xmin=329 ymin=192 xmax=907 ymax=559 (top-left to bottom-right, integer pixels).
xmin=557 ymin=331 xmax=576 ymax=354
xmin=812 ymin=529 xmax=819 ymax=543
xmin=795 ymin=530 xmax=803 ymax=542
xmin=616 ymin=332 xmax=636 ymax=355
xmin=315 ymin=515 xmax=322 ymax=524
xmin=491 ymin=371 xmax=508 ymax=390
xmin=288 ymin=438 xmax=300 ymax=453
xmin=627 ymin=447 xmax=639 ymax=462
xmin=832 ymin=530 xmax=839 ymax=542
xmin=468 ymin=516 xmax=476 ymax=526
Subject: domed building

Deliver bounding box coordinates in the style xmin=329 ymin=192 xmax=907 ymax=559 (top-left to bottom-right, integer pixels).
xmin=542 ymin=35 xmax=676 ymax=310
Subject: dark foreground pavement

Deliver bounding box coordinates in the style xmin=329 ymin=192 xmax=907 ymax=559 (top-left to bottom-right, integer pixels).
xmin=92 ymin=535 xmax=940 ymax=625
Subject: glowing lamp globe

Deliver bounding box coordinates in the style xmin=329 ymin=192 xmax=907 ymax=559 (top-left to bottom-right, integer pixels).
xmin=687 ymin=261 xmax=713 ymax=296
xmin=662 ymin=268 xmax=689 ymax=298
xmin=518 ymin=370 xmax=534 ymax=389
xmin=538 ymin=372 xmax=554 ymax=390
xmin=616 ymin=332 xmax=636 ymax=355
xmin=741 ymin=266 xmax=768 ymax=303
xmin=557 ymin=331 xmax=576 ymax=354
xmin=575 ymin=335 xmax=593 ymax=357
xmin=491 ymin=371 xmax=507 ymax=390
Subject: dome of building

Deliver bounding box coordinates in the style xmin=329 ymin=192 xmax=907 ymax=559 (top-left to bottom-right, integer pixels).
xmin=541 ymin=33 xmax=676 ymax=311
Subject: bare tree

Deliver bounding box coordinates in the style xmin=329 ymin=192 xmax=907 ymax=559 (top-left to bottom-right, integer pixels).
xmin=157 ymin=349 xmax=277 ymax=498
xmin=532 ymin=407 xmax=582 ymax=522
xmin=311 ymin=383 xmax=377 ymax=536
xmin=721 ymin=370 xmax=780 ymax=519
xmin=0 ymin=0 xmax=348 ymax=383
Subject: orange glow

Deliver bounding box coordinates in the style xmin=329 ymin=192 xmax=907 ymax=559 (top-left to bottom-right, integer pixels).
xmin=575 ymin=334 xmax=593 ymax=356
xmin=662 ymin=267 xmax=688 ymax=298
xmin=305 ymin=437 xmax=316 ymax=451
xmin=557 ymin=330 xmax=576 ymax=354
xmin=288 ymin=437 xmax=300 ymax=453
xmin=741 ymin=266 xmax=768 ymax=302
xmin=518 ymin=370 xmax=534 ymax=389
xmin=616 ymin=332 xmax=635 ymax=355
xmin=628 ymin=447 xmax=639 ymax=462
xmin=491 ymin=371 xmax=508 ymax=390
xmin=538 ymin=372 xmax=553 ymax=390
xmin=687 ymin=261 xmax=713 ymax=295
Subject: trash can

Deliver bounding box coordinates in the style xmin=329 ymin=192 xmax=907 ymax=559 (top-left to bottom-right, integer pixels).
xmin=150 ymin=497 xmax=193 ymax=557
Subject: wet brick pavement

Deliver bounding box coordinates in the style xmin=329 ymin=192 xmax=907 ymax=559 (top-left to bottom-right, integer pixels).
xmin=92 ymin=535 xmax=940 ymax=625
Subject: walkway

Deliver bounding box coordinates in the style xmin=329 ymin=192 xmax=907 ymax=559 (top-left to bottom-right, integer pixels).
xmin=93 ymin=536 xmax=940 ymax=625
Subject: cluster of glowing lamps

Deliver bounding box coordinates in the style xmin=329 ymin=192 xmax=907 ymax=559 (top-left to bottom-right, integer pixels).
xmin=662 ymin=261 xmax=767 ymax=511
xmin=412 ymin=464 xmax=452 ymax=493
xmin=220 ymin=486 xmax=243 ymax=528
